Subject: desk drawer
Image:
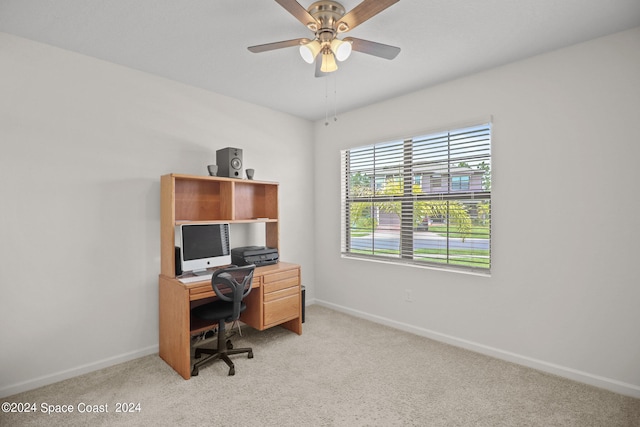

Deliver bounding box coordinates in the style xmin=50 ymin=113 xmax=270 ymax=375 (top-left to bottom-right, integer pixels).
xmin=263 ymin=268 xmax=299 ymax=294
xmin=189 ymin=284 xmax=214 ymax=300
xmin=263 ymin=268 xmax=298 ymax=283
xmin=264 ymin=286 xmax=298 ymax=303
xmin=264 ymin=293 xmax=299 ymax=327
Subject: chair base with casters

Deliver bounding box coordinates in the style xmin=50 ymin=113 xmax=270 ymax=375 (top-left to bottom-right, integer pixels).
xmin=190 ymin=264 xmax=256 ymax=376
xmin=191 ymin=313 xmax=253 ymax=376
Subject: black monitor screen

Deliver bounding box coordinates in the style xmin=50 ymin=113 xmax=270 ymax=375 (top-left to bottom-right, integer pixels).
xmin=182 ymin=224 xmax=229 ymax=261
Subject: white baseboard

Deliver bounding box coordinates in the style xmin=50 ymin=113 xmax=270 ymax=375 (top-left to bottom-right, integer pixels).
xmin=314 ymin=300 xmax=640 ymax=399
xmin=0 ymin=345 xmax=159 ymax=398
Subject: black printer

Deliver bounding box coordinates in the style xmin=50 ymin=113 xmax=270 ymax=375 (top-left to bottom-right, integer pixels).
xmin=231 ymin=246 xmax=279 ymax=267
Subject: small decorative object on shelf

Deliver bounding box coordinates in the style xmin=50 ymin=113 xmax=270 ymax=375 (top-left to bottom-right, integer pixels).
xmin=246 ymin=168 xmax=255 ymax=180
xmin=207 ymin=165 xmax=218 ymax=176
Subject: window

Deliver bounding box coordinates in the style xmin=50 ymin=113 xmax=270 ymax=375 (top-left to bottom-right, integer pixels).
xmin=451 ymin=175 xmax=470 ymax=191
xmin=341 ymin=123 xmax=491 ymax=273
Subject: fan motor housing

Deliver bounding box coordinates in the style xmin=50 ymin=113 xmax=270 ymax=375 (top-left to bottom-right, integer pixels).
xmin=308 ymin=1 xmax=346 ymax=33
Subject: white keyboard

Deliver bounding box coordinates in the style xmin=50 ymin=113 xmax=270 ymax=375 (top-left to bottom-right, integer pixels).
xmin=178 ymin=274 xmax=212 ymax=284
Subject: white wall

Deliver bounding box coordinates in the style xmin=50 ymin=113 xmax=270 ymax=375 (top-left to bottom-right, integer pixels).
xmin=313 ymin=27 xmax=640 ymax=397
xmin=3 ymin=26 xmax=639 ymax=399
xmin=0 ymin=32 xmax=315 ymax=397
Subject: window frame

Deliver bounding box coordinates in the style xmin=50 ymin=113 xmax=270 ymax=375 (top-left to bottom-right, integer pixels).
xmin=340 ymin=123 xmax=492 ymax=274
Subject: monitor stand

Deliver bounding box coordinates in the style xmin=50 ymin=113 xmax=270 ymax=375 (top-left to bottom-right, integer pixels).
xmin=192 ymin=269 xmax=210 ymax=276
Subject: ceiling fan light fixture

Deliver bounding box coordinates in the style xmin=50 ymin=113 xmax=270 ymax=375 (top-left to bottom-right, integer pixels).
xmin=320 ymin=51 xmax=338 ymax=73
xmin=330 ymin=38 xmax=352 ymax=62
xmin=299 ymin=40 xmax=322 ymax=64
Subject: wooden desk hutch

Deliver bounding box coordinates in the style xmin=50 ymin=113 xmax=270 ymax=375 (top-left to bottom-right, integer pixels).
xmin=158 ymin=173 xmax=302 ymax=379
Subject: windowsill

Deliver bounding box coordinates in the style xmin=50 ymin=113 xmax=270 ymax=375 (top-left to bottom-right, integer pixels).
xmin=341 ymin=253 xmax=492 ymax=278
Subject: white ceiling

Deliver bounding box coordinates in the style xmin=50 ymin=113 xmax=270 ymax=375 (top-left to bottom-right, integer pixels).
xmin=1 ymin=0 xmax=639 ymax=121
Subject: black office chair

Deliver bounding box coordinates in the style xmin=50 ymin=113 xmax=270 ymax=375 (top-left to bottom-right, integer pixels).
xmin=191 ymin=264 xmax=255 ymax=376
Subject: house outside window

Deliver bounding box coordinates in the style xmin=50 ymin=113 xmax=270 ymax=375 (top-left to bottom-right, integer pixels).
xmin=341 ymin=123 xmax=491 ymax=273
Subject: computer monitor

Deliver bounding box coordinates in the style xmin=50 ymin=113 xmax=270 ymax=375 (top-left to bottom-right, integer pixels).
xmin=175 ymin=223 xmax=231 ymax=275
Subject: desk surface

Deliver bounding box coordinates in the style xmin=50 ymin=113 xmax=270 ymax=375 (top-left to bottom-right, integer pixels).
xmin=170 ymin=262 xmax=300 ymax=289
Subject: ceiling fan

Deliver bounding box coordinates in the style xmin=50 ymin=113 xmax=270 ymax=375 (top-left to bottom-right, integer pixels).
xmin=248 ymin=0 xmax=401 ymax=76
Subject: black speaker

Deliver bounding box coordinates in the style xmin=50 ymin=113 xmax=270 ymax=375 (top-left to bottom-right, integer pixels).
xmin=174 ymin=246 xmax=182 ymax=276
xmin=216 ymin=147 xmax=243 ymax=178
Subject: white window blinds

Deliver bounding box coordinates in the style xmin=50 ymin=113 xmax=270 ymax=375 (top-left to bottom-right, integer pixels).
xmin=341 ymin=123 xmax=491 ymax=273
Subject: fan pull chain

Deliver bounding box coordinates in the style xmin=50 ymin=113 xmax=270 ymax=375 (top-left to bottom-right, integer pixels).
xmin=333 ymin=74 xmax=338 ymax=123
xmin=325 ymin=76 xmax=329 ymax=126
xmin=325 ymin=74 xmax=338 ymax=126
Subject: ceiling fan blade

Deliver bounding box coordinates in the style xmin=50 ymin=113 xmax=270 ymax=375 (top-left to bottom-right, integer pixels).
xmin=248 ymin=38 xmax=310 ymax=53
xmin=338 ymin=0 xmax=400 ymax=32
xmin=275 ymin=0 xmax=318 ymax=28
xmin=344 ymin=37 xmax=401 ymax=60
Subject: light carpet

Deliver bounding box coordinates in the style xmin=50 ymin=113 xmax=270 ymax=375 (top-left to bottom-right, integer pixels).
xmin=2 ymin=305 xmax=639 ymax=426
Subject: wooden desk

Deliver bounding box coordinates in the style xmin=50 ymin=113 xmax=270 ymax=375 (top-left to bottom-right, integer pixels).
xmin=159 ymin=262 xmax=302 ymax=379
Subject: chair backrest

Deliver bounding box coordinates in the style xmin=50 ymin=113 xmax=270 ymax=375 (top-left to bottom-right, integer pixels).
xmin=211 ymin=264 xmax=255 ymax=320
